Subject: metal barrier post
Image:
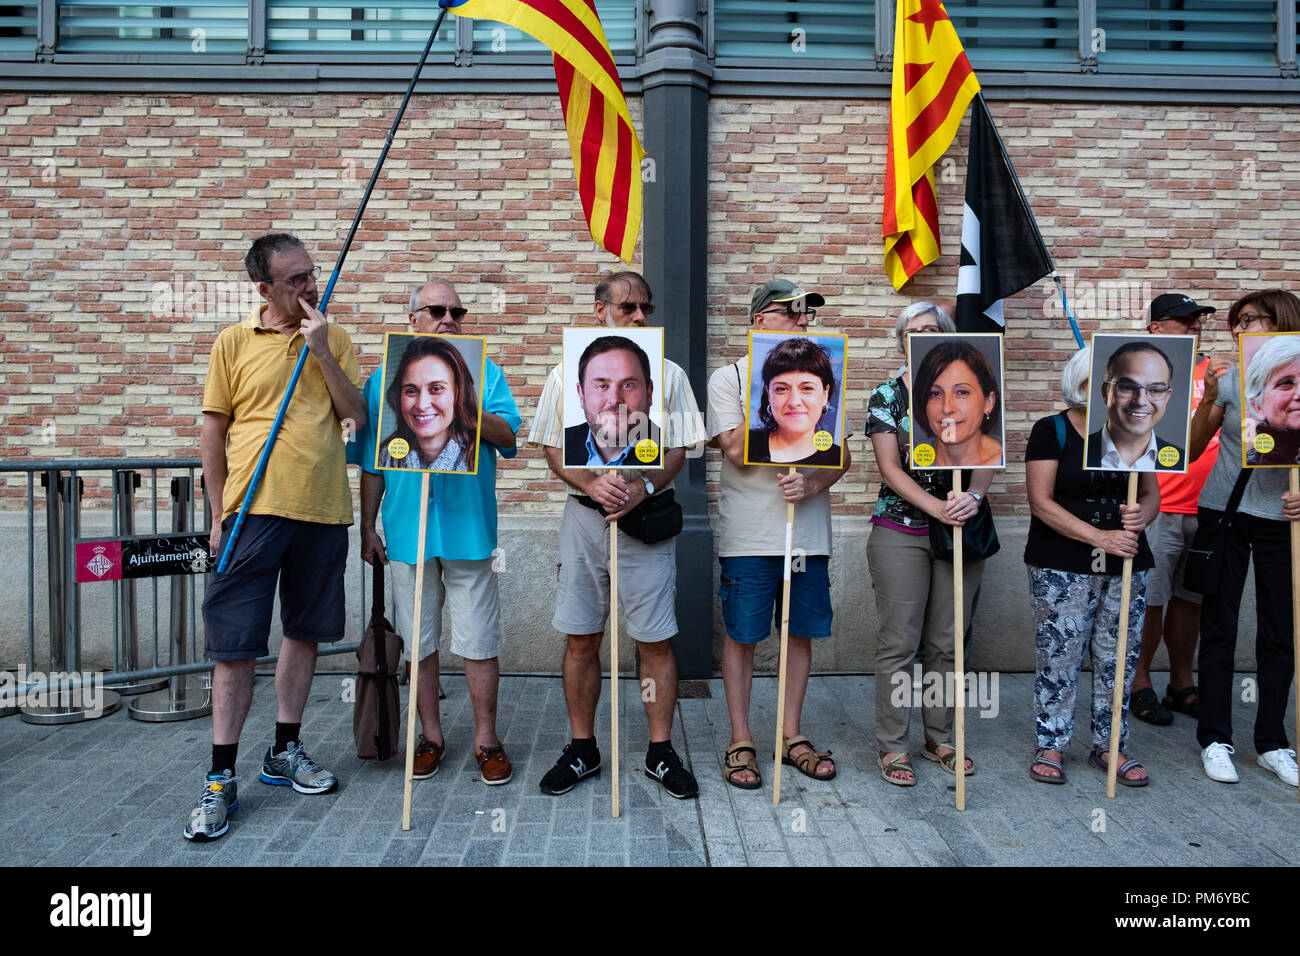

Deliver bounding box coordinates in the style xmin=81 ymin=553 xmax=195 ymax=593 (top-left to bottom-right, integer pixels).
xmin=128 ymin=476 xmax=212 ymax=722
xmin=23 ymin=475 xmax=121 ymax=724
xmin=111 ymin=470 xmax=167 ymax=695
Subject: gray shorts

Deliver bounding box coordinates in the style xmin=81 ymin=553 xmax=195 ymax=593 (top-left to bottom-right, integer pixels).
xmin=388 ymin=557 xmax=502 ymax=661
xmin=553 ymin=496 xmax=677 ymax=643
xmin=1146 ymin=511 xmax=1201 ymax=607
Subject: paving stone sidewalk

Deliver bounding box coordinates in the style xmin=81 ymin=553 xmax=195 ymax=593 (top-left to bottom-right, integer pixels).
xmin=1 ymin=673 xmax=1296 ymax=867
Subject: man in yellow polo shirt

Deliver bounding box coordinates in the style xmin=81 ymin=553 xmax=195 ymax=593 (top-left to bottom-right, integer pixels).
xmin=186 ymin=233 xmax=366 ymax=842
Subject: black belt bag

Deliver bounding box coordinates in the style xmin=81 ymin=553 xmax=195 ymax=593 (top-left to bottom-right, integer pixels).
xmin=1184 ymin=470 xmax=1252 ymax=596
xmin=576 ymin=488 xmax=683 ymax=545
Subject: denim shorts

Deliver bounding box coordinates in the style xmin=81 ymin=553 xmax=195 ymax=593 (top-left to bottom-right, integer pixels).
xmin=718 ymin=555 xmax=832 ymax=644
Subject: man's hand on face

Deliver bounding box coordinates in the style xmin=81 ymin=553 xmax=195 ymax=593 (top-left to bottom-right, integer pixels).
xmin=588 ymin=472 xmax=632 ymax=513
xmin=299 ymin=297 xmax=330 ymax=354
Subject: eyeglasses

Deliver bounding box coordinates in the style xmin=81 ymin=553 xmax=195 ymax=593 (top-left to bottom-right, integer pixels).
xmin=270 ymin=266 xmax=320 ymax=287
xmin=605 ymin=300 xmax=655 ymax=317
xmin=1106 ymin=380 xmax=1173 ymax=400
xmin=415 ymin=304 xmax=468 ymax=322
xmin=1234 ymin=310 xmax=1273 ymax=331
xmin=758 ymin=306 xmax=817 ymax=325
xmin=906 ymin=325 xmax=942 ymax=335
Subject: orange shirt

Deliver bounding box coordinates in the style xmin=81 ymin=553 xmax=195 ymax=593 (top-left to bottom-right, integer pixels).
xmin=1157 ymin=355 xmax=1217 ymax=514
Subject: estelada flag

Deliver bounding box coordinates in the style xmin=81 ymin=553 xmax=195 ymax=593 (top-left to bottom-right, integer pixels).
xmin=444 ymin=0 xmax=645 ymax=262
xmin=883 ymin=0 xmax=981 ymax=290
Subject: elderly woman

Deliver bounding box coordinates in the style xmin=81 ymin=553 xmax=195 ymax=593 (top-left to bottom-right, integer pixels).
xmin=1024 ymin=347 xmax=1159 ymax=787
xmin=380 ymin=335 xmax=479 ymax=472
xmin=747 ymin=336 xmax=842 ymax=466
xmin=866 ymin=302 xmax=989 ymax=786
xmin=1190 ymin=290 xmax=1300 ymax=788
xmin=1243 ymin=333 xmax=1300 ymax=466
xmin=912 ymin=340 xmax=1003 ymax=468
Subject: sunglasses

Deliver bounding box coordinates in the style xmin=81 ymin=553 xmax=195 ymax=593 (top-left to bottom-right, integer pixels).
xmin=416 ymin=305 xmax=468 ymax=322
xmin=607 ymin=300 xmax=655 ymax=317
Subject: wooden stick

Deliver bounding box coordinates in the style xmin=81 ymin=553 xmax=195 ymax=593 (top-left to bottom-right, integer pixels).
xmin=773 ymin=466 xmax=796 ymax=805
xmin=1106 ymin=471 xmax=1140 ymax=799
xmin=610 ymin=518 xmax=620 ymax=818
xmin=1291 ymin=470 xmax=1300 ymax=804
xmin=401 ymin=472 xmax=431 ymax=831
xmin=952 ymin=470 xmax=966 ymax=812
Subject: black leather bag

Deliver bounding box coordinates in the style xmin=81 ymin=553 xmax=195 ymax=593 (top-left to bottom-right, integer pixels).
xmin=354 ymin=558 xmax=403 ymax=760
xmin=929 ymin=496 xmax=1000 ymax=563
xmin=1183 ymin=470 xmax=1252 ymax=595
xmin=617 ymin=489 xmax=683 ymax=545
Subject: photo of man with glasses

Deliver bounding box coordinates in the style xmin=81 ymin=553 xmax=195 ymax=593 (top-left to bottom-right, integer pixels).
xmin=1085 ymin=337 xmax=1195 ymax=473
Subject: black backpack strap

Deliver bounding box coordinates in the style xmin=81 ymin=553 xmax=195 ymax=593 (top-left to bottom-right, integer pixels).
xmin=1225 ymin=468 xmax=1253 ymax=515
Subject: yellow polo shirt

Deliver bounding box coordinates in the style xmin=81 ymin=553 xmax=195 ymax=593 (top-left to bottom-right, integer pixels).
xmin=203 ymin=305 xmax=362 ymax=524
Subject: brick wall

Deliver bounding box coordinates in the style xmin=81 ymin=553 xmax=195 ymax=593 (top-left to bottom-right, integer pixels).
xmin=2 ymin=93 xmax=1297 ymax=518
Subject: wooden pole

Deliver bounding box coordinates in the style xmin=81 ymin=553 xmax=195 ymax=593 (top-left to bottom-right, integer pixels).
xmin=1106 ymin=471 xmax=1140 ymax=799
xmin=401 ymin=472 xmax=431 ymax=831
xmin=610 ymin=519 xmax=620 ymax=818
xmin=952 ymin=471 xmax=966 ymax=812
xmin=773 ymin=466 xmax=796 ymax=805
xmin=1291 ymin=470 xmax=1300 ymax=804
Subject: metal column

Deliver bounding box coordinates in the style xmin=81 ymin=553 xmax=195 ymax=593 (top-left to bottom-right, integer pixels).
xmin=112 ymin=469 xmax=167 ymax=695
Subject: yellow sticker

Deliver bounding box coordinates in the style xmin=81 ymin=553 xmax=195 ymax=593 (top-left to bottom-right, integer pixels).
xmin=1253 ymin=433 xmax=1275 ymax=455
xmin=386 ymin=437 xmax=410 ymax=460
xmin=635 ymin=438 xmax=659 ymax=463
xmin=812 ymin=430 xmax=833 ymax=451
xmin=913 ymin=443 xmax=936 ymax=467
xmin=1157 ymin=445 xmax=1180 ymax=467
xmin=207 ymin=782 xmax=224 ymax=793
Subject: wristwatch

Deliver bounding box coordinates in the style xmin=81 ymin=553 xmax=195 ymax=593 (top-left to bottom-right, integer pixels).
xmin=641 ymin=477 xmax=655 ymax=496
xmin=967 ymin=490 xmax=983 ymax=503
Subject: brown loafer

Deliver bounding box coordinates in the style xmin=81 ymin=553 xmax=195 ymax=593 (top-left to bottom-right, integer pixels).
xmin=475 ymin=744 xmax=513 ymax=786
xmin=412 ymin=735 xmax=444 ymax=780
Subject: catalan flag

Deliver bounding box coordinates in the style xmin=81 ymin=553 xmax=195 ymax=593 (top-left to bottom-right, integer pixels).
xmin=883 ymin=0 xmax=981 ymax=290
xmin=443 ymin=0 xmax=645 ymax=262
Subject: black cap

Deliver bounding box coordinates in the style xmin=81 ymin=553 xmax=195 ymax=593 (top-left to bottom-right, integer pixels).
xmin=1150 ymin=293 xmax=1215 ymax=323
xmin=750 ymin=278 xmax=826 ymax=317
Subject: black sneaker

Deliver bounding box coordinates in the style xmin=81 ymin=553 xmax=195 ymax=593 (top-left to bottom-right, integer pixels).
xmin=538 ymin=743 xmax=601 ymax=795
xmin=645 ymin=745 xmax=699 ymax=799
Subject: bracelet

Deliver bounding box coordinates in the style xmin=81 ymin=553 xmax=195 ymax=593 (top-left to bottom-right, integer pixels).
xmin=966 ymin=490 xmax=983 ymax=503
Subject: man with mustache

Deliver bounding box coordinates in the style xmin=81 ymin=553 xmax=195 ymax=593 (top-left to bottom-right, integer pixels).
xmin=1086 ymin=341 xmax=1185 ymax=472
xmin=188 ymin=233 xmax=366 ymax=841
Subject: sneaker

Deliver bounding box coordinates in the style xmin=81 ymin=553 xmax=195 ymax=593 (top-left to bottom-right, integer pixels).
xmin=645 ymin=745 xmax=699 ymax=799
xmin=538 ymin=743 xmax=600 ymax=795
xmin=475 ymin=744 xmax=513 ymax=786
xmin=259 ymin=740 xmax=338 ymax=794
xmin=183 ymin=770 xmax=239 ymax=841
xmin=412 ymin=736 xmax=445 ymax=780
xmin=1201 ymin=742 xmax=1239 ymax=783
xmin=1257 ymin=748 xmax=1299 ymax=787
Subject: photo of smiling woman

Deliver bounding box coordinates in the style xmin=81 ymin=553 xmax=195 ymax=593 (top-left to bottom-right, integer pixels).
xmin=907 ymin=335 xmax=1005 ymax=469
xmin=1242 ymin=332 xmax=1300 ymax=467
xmin=744 ymin=332 xmax=847 ymax=468
xmin=376 ymin=333 xmax=484 ymax=473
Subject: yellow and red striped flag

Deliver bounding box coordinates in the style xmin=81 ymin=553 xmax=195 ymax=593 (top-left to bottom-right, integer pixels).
xmin=883 ymin=0 xmax=981 ymax=290
xmin=444 ymin=0 xmax=644 ymax=262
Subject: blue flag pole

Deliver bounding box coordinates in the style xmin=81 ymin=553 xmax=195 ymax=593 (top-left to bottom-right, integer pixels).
xmin=216 ymin=4 xmax=452 ymax=573
xmin=1053 ymin=271 xmax=1085 ymax=349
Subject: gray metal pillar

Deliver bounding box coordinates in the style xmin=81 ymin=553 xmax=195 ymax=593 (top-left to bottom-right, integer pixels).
xmin=640 ymin=0 xmax=714 ymax=678
xmin=113 ymin=469 xmax=167 ymax=695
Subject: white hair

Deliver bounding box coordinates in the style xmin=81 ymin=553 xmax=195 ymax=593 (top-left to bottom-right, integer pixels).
xmin=1061 ymin=346 xmax=1091 ymax=408
xmin=1244 ymin=334 xmax=1300 ymax=420
xmin=408 ymin=279 xmax=458 ymax=314
xmin=895 ymin=301 xmax=955 ymax=354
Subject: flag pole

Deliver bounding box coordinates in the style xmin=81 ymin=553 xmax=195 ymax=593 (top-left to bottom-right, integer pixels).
xmin=973 ymin=91 xmax=1083 ymax=349
xmin=217 ymin=5 xmax=451 ymax=572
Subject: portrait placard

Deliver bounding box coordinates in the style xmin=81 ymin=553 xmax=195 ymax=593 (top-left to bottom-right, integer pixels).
xmin=1082 ymin=333 xmax=1196 ymax=474
xmin=905 ymin=333 xmax=1006 ymax=470
xmin=742 ymin=330 xmax=848 ymax=470
xmin=374 ymin=332 xmax=486 ymax=475
xmin=561 ymin=326 xmax=665 ymax=470
xmin=1239 ymin=331 xmax=1300 ymax=468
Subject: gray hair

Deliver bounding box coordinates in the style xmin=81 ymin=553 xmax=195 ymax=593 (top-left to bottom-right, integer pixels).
xmin=1061 ymin=346 xmax=1091 ymax=408
xmin=895 ymin=301 xmax=955 ymax=354
xmin=1245 ymin=334 xmax=1300 ymax=421
xmin=408 ymin=280 xmax=458 ymax=314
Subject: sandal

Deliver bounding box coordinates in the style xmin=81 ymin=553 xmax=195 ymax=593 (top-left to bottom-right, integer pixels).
xmin=1162 ymin=684 xmax=1199 ymax=719
xmin=877 ymin=751 xmax=916 ymax=787
xmin=782 ymin=734 xmax=836 ymax=781
xmin=723 ymin=740 xmax=761 ymax=790
xmin=1029 ymin=747 xmax=1066 ymax=785
xmin=922 ymin=741 xmax=975 ymax=776
xmin=1132 ymin=686 xmax=1173 ymax=725
xmin=1089 ymin=748 xmax=1150 ymax=788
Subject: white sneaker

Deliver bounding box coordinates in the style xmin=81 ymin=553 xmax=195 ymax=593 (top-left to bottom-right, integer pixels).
xmin=1257 ymin=748 xmax=1299 ymax=787
xmin=1201 ymin=742 xmax=1239 ymax=783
